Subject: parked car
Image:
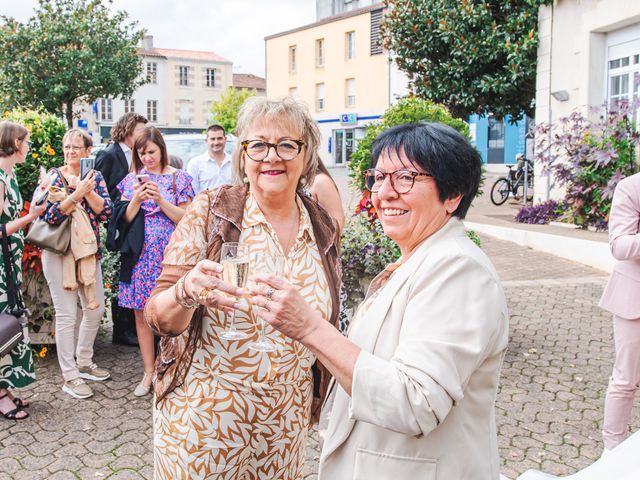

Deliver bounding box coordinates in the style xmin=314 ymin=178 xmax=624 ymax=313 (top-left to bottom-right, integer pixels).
xmin=89 ymin=143 xmax=107 ymax=158
xmin=163 ymin=133 xmax=236 ymax=169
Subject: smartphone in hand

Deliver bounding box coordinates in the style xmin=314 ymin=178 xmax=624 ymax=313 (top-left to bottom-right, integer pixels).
xmin=136 ymin=174 xmax=151 ymax=184
xmin=80 ymin=157 xmax=95 ymax=180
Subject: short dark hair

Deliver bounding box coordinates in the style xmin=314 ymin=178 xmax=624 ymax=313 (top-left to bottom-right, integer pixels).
xmin=132 ymin=126 xmax=169 ymax=173
xmin=0 ymin=121 xmax=29 ymax=158
xmin=371 ymin=122 xmax=481 ymax=219
xmin=111 ymin=112 xmax=148 ymax=143
xmin=206 ymin=124 xmax=226 ymax=136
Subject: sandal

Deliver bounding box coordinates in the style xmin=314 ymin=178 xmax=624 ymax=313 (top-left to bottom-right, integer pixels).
xmin=0 ymin=393 xmax=29 ymax=420
xmin=0 ymin=389 xmax=29 ymax=408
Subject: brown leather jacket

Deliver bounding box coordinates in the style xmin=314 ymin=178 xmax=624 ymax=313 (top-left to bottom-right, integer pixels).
xmin=145 ymin=184 xmax=342 ymax=423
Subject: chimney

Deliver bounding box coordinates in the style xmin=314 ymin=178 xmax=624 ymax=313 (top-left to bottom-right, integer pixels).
xmin=142 ymin=35 xmax=154 ymax=51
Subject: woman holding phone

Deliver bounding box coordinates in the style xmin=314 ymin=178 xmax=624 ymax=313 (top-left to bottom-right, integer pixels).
xmin=42 ymin=128 xmax=113 ymax=400
xmin=116 ymin=126 xmax=194 ymax=396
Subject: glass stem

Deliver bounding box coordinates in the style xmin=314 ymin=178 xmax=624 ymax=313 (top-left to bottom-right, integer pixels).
xmin=228 ymin=309 xmax=237 ymax=331
xmin=259 ymin=317 xmax=267 ymax=342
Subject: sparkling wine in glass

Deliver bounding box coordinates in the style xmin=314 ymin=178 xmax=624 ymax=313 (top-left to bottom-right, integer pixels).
xmin=248 ymin=254 xmax=286 ymax=352
xmin=219 ymin=242 xmax=250 ymax=340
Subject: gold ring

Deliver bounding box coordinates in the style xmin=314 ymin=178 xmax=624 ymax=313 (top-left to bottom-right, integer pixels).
xmin=265 ymin=287 xmax=276 ymax=301
xmin=198 ymin=287 xmax=212 ymax=302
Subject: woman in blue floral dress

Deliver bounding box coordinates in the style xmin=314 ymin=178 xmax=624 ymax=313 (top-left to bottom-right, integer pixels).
xmin=0 ymin=121 xmax=47 ymax=420
xmin=117 ymin=126 xmax=194 ymax=396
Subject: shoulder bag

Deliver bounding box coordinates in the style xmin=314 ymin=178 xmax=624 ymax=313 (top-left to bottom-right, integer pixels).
xmin=24 ymin=168 xmax=72 ymax=255
xmin=0 ymin=224 xmax=26 ymax=358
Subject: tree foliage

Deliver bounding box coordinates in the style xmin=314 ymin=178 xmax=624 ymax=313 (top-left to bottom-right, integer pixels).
xmin=210 ymin=87 xmax=257 ymax=134
xmin=349 ymin=97 xmax=469 ymax=192
xmin=383 ymin=0 xmax=551 ymax=121
xmin=0 ymin=0 xmax=145 ymax=127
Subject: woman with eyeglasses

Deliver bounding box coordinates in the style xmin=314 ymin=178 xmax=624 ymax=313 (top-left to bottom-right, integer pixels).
xmin=144 ymin=97 xmax=341 ymax=479
xmin=41 ymin=128 xmax=113 ymax=400
xmin=249 ymin=122 xmax=509 ymax=479
xmin=0 ymin=121 xmax=47 ymax=420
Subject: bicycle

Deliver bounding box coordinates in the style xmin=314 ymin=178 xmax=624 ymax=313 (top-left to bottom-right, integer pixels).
xmin=490 ymin=159 xmax=534 ymax=206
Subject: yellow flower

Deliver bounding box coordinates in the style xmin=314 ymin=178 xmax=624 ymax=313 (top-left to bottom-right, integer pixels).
xmin=46 ymin=145 xmax=55 ymax=156
xmin=31 ymin=153 xmax=38 ymax=159
xmin=39 ymin=346 xmax=48 ymax=358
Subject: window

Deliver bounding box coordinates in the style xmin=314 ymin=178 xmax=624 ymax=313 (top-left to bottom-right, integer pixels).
xmin=289 ymin=45 xmax=297 ymax=73
xmin=316 ymin=39 xmax=325 ymax=67
xmin=370 ymin=9 xmax=384 ymax=55
xmin=206 ymin=68 xmax=216 ymax=87
xmin=146 ymin=62 xmax=157 ymax=84
xmin=607 ymin=54 xmax=640 ymax=115
xmin=124 ymin=99 xmax=135 ymax=114
xmin=179 ymin=66 xmax=189 ymax=86
xmin=147 ymin=100 xmax=157 ymax=122
xmin=289 ymin=87 xmax=298 ymax=99
xmin=346 ymin=31 xmax=356 ymax=60
xmin=178 ymin=101 xmax=191 ymax=125
xmin=346 ymin=78 xmax=356 ymax=107
xmin=315 ymin=83 xmax=325 ymax=112
xmin=100 ymin=99 xmax=112 ymax=121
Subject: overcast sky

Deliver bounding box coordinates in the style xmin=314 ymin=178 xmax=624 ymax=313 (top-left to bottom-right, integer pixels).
xmin=0 ymin=0 xmax=316 ymax=76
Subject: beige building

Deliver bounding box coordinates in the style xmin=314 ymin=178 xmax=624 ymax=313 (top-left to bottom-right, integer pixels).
xmin=78 ymin=35 xmax=233 ymax=141
xmin=535 ymin=1 xmax=640 ymax=200
xmin=265 ymin=2 xmax=408 ymax=166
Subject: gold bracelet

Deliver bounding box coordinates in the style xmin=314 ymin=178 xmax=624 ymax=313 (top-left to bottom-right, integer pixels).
xmin=174 ymin=275 xmax=198 ymax=309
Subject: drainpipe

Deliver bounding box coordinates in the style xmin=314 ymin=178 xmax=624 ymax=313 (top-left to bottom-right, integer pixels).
xmin=546 ymin=3 xmax=554 ymax=201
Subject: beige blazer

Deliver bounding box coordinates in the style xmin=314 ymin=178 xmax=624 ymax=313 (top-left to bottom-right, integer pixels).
xmin=600 ymin=173 xmax=640 ymax=320
xmin=318 ymin=218 xmax=509 ymax=480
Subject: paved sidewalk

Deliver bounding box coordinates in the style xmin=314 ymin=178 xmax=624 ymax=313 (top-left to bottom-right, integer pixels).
xmin=1 ymin=233 xmax=638 ymax=479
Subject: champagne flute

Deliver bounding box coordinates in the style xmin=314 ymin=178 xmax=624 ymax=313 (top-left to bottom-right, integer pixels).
xmin=219 ymin=242 xmax=250 ymax=340
xmin=248 ymin=254 xmax=286 ymax=352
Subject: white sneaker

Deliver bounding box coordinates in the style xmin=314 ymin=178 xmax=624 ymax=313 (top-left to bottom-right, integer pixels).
xmin=62 ymin=378 xmax=93 ymax=399
xmin=78 ymin=363 xmax=111 ymax=381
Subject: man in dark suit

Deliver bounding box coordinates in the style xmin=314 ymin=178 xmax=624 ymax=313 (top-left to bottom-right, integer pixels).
xmin=96 ymin=112 xmax=147 ymax=346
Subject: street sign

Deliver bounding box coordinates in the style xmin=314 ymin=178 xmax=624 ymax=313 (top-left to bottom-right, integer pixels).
xmin=340 ymin=113 xmax=357 ymax=125
xmin=77 ymin=119 xmax=88 ymax=130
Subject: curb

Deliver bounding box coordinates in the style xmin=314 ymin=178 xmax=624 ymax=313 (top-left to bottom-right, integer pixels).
xmin=464 ymin=221 xmax=614 ymax=273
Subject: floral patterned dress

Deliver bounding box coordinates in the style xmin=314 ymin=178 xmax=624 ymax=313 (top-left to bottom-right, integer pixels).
xmin=0 ymin=169 xmax=35 ymax=389
xmin=117 ymin=171 xmax=194 ymax=310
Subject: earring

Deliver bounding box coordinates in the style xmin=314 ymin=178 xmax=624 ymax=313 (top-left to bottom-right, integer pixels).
xmin=299 ymin=176 xmax=307 ymax=186
xmin=242 ymin=176 xmax=249 ymax=184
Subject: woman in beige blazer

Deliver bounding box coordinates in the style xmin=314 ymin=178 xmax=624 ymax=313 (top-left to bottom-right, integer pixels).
xmin=599 ymin=171 xmax=640 ymax=453
xmin=249 ymin=122 xmax=509 ymax=480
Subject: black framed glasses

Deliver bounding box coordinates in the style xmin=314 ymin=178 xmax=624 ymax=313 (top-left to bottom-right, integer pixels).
xmin=22 ymin=140 xmax=33 ymax=151
xmin=241 ymin=139 xmax=305 ymax=162
xmin=364 ymin=168 xmax=432 ymax=194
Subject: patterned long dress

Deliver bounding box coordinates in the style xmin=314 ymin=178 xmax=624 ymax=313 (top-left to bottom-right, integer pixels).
xmin=0 ymin=168 xmax=35 ymax=389
xmin=154 ymin=191 xmax=332 ymax=480
xmin=117 ymin=170 xmax=194 ymax=310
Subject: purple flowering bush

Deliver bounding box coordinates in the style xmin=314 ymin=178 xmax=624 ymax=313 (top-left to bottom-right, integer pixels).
xmin=535 ymin=103 xmax=639 ymax=230
xmin=515 ymin=200 xmax=562 ymax=225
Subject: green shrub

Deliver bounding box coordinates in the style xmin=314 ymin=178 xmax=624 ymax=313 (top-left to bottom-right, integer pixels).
xmin=2 ymin=109 xmax=65 ymax=200
xmin=348 ymin=97 xmax=470 ymax=192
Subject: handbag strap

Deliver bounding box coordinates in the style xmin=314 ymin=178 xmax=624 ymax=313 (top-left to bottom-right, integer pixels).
xmin=54 ymin=167 xmax=71 ymax=195
xmin=0 ymin=224 xmax=19 ymax=311
xmin=172 ymin=171 xmax=177 ymax=206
